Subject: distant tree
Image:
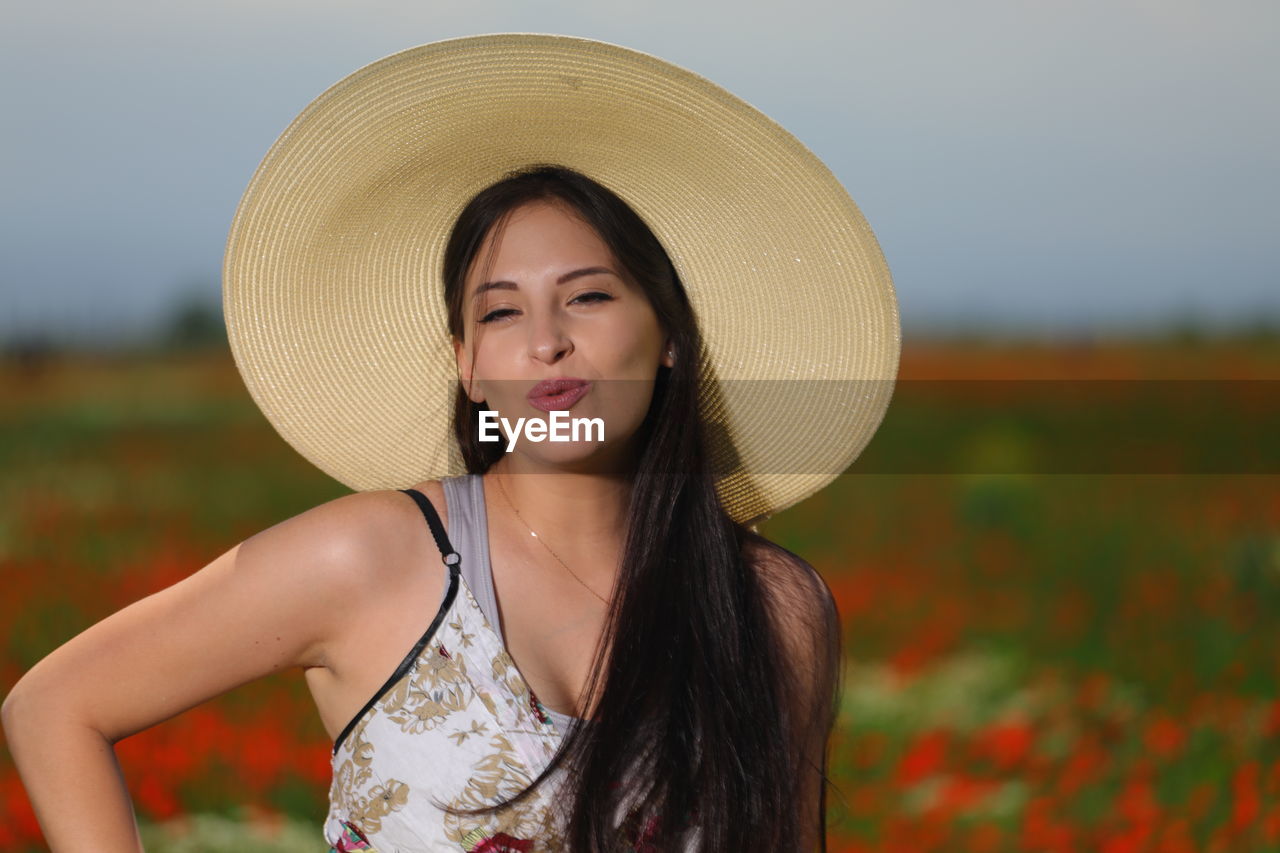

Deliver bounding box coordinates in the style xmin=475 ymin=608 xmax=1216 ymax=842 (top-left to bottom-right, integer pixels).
xmin=1166 ymin=311 xmax=1206 ymax=348
xmin=1239 ymin=315 xmax=1278 ymax=345
xmin=2 ymin=331 xmax=58 ymax=379
xmin=162 ymin=292 xmax=227 ymax=351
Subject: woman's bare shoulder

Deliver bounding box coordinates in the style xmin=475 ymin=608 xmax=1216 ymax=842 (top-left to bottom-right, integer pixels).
xmin=739 ymin=531 xmax=839 ymax=662
xmin=740 ymin=531 xmax=825 ymax=599
xmin=405 ymin=478 xmax=449 ymax=529
xmin=246 ymin=488 xmax=406 ymax=564
xmin=242 ymin=481 xmax=450 ymax=594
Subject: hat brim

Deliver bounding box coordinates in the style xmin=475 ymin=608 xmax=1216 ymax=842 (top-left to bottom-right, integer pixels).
xmin=222 ymin=33 xmax=900 ymax=523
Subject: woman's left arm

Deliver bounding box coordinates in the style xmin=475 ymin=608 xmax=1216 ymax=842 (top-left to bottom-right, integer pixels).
xmin=748 ymin=538 xmax=843 ymax=853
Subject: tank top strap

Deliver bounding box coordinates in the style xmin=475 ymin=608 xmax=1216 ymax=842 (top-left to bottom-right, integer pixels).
xmin=330 ymin=488 xmax=462 ymax=757
xmin=398 ymin=487 xmax=461 ymax=567
xmin=440 ymin=475 xmax=500 ymax=626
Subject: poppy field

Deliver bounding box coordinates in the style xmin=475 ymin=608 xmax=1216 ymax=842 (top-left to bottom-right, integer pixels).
xmin=1 ymin=334 xmax=1277 ymax=851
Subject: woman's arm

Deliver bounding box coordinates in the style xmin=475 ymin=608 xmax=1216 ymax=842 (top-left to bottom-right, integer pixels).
xmin=746 ymin=535 xmax=843 ymax=853
xmin=0 ymin=490 xmax=392 ymax=852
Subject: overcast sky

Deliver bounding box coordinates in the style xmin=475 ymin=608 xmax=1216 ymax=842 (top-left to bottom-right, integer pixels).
xmin=2 ymin=0 xmax=1276 ymax=343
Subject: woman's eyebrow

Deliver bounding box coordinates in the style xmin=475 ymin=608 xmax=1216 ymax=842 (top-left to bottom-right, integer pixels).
xmin=472 ymin=266 xmax=619 ymax=301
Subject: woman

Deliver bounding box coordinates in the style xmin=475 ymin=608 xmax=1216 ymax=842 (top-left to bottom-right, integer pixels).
xmin=2 ymin=35 xmax=900 ymax=853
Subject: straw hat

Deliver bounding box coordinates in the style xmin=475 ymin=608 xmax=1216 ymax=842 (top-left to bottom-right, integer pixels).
xmin=222 ymin=33 xmax=900 ymax=524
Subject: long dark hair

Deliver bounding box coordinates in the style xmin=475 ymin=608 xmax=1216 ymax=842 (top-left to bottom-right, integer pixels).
xmin=439 ymin=164 xmax=842 ymax=851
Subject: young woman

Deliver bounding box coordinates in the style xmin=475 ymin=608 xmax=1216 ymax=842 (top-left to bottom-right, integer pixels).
xmin=3 ymin=35 xmax=900 ymax=853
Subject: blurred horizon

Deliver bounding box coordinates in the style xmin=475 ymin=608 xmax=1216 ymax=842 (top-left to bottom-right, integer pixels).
xmin=5 ymin=294 xmax=1279 ymax=358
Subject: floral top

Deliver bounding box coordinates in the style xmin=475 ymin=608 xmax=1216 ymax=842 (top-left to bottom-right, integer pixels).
xmin=324 ymin=478 xmax=692 ymax=852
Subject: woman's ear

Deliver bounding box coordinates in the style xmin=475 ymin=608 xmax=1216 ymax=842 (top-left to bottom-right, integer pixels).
xmin=453 ymin=337 xmax=486 ymax=404
xmin=661 ymin=337 xmax=676 ymax=368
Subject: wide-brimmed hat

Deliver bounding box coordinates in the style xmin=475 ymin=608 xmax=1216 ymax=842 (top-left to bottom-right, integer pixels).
xmin=222 ymin=33 xmax=900 ymax=524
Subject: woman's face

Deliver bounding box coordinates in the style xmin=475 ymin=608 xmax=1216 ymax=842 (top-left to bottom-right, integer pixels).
xmin=454 ymin=199 xmax=674 ymax=468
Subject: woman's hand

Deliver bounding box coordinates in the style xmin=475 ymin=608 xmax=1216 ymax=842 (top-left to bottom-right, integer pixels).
xmin=0 ymin=490 xmax=390 ymax=852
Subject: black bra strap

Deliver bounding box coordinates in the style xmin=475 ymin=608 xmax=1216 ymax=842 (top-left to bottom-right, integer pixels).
xmin=399 ymin=488 xmax=461 ymax=568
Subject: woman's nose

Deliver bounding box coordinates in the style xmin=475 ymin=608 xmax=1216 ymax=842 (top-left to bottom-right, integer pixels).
xmin=528 ymin=312 xmax=573 ymax=364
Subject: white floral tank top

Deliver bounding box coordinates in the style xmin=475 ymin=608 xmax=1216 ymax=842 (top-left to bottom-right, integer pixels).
xmin=323 ymin=475 xmax=686 ymax=852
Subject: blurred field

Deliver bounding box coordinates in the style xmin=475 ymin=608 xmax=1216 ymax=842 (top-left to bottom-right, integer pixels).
xmin=1 ymin=334 xmax=1278 ymax=851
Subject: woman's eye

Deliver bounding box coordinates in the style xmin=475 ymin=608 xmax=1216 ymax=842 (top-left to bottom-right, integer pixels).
xmin=478 ymin=308 xmax=518 ymax=324
xmin=478 ymin=293 xmax=610 ymax=323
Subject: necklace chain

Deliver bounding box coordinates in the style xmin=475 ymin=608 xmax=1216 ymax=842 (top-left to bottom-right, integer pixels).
xmin=493 ymin=473 xmax=611 ymax=606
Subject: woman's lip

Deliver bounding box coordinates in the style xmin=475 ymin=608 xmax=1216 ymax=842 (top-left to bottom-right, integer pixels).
xmin=527 ymin=382 xmax=591 ymax=412
xmin=527 ymin=377 xmax=589 ymax=399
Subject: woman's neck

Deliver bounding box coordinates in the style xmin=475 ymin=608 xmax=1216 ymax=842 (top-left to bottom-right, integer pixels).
xmin=485 ymin=455 xmax=632 ymax=563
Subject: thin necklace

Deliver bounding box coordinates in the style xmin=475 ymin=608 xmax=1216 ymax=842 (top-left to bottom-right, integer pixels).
xmin=493 ymin=473 xmax=612 ymax=606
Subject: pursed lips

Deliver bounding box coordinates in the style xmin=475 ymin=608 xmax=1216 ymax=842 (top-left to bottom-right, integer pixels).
xmin=527 ymin=377 xmax=589 ymax=400
xmin=526 ymin=377 xmax=591 ymax=411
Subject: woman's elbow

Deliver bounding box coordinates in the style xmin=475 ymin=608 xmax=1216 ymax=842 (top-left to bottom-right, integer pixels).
xmin=2 ymin=679 xmax=41 ymax=746
xmin=3 ymin=666 xmax=87 ymax=743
